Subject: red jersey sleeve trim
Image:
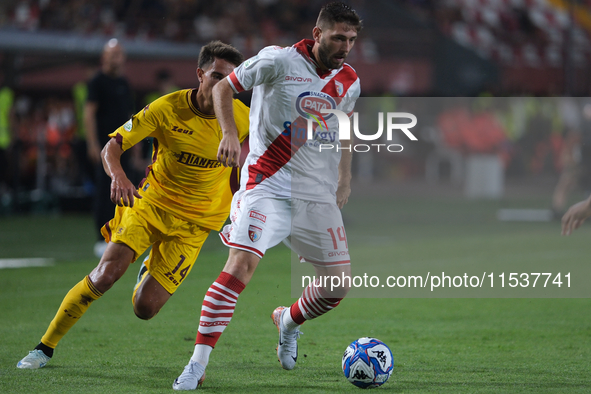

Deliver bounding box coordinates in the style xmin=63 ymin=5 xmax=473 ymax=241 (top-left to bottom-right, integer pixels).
xmin=228 ymin=72 xmax=245 ymax=93
xmin=114 ymin=133 xmax=123 ymax=148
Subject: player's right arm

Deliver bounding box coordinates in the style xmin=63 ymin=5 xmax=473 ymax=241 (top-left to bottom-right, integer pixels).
xmin=103 ymin=95 xmax=165 ymax=207
xmin=101 ymin=138 xmax=141 ymax=207
xmin=216 ymin=46 xmax=284 ymax=167
xmin=214 ymin=79 xmax=241 ymax=168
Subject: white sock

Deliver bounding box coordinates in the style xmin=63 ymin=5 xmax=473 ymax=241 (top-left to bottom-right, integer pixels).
xmin=282 ymin=307 xmax=300 ymax=331
xmin=190 ymin=344 xmax=212 ymax=367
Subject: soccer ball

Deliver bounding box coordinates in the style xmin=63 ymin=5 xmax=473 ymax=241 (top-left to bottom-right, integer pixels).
xmin=342 ymin=337 xmax=394 ymax=389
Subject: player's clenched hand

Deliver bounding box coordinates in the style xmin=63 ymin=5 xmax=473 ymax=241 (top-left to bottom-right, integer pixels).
xmin=217 ymin=134 xmax=241 ymax=167
xmin=562 ymin=198 xmax=591 ymax=235
xmin=110 ymin=175 xmax=142 ymax=208
xmin=336 ymin=183 xmax=351 ymax=209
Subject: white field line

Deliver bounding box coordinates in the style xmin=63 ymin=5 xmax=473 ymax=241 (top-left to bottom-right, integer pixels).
xmin=496 ymin=209 xmax=553 ymax=222
xmin=0 ymin=258 xmax=55 ymax=269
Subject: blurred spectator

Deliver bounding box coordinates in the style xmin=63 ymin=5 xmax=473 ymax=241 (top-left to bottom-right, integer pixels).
xmin=437 ymin=98 xmax=507 ymax=155
xmin=552 ymin=98 xmax=582 ymax=215
xmin=71 ymin=61 xmax=96 ymax=193
xmin=579 ymin=99 xmax=591 ymax=194
xmin=13 ymin=100 xmax=47 ymax=194
xmin=84 ymin=38 xmax=135 ymax=258
xmin=45 ymin=98 xmax=76 ymax=195
xmin=138 ymin=68 xmax=180 ymax=175
xmin=0 ymin=86 xmax=15 ymax=202
xmin=144 ymin=68 xmax=178 ymax=105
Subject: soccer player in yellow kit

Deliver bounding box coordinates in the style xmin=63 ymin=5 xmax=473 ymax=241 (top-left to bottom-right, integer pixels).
xmin=17 ymin=41 xmax=249 ymax=369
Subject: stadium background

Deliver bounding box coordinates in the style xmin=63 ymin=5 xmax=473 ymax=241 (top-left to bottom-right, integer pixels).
xmin=1 ymin=0 xmax=591 ymax=212
xmin=2 ymin=1 xmax=591 ymax=393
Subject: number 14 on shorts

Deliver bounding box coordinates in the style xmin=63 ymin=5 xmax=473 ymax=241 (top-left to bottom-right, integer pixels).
xmin=327 ymin=226 xmax=348 ymax=250
xmin=164 ymin=255 xmax=190 ymax=286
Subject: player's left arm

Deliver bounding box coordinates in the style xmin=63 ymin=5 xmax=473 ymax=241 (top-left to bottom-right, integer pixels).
xmin=336 ymin=83 xmax=359 ymax=209
xmin=337 ymin=137 xmax=352 ymax=209
xmin=562 ymin=194 xmax=591 ymax=235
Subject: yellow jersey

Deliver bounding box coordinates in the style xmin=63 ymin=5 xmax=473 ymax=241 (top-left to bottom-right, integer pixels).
xmin=109 ymin=89 xmax=250 ymax=231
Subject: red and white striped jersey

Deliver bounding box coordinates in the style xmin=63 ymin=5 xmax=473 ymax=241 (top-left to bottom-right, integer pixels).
xmin=227 ymin=39 xmax=361 ymax=202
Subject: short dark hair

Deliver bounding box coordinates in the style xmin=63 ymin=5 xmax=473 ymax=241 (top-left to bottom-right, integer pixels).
xmin=317 ymin=2 xmax=363 ymax=32
xmin=198 ymin=41 xmax=244 ymax=70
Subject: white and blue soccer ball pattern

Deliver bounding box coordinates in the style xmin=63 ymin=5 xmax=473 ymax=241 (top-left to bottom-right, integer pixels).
xmin=342 ymin=337 xmax=394 ymax=389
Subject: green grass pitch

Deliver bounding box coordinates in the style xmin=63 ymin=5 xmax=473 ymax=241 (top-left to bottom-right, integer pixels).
xmin=1 ymin=193 xmax=590 ymax=393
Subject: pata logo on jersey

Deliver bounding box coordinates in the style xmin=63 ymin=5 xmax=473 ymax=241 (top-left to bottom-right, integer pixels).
xmin=295 ymin=91 xmax=337 ymax=121
xmin=291 ymin=94 xmax=419 ymax=153
xmin=293 ymin=91 xmax=339 ymax=145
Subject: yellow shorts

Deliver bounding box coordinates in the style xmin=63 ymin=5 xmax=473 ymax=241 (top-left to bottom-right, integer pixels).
xmin=101 ymin=197 xmax=210 ymax=294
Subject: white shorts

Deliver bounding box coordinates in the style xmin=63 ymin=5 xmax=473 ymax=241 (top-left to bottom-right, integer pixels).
xmin=220 ymin=189 xmax=350 ymax=267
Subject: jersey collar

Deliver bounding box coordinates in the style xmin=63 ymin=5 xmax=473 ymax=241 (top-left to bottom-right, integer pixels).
xmin=187 ymin=89 xmax=215 ymax=119
xmin=293 ymin=39 xmax=334 ymax=79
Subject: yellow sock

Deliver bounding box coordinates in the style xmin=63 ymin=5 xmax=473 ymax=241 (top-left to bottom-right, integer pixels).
xmin=40 ymin=276 xmax=103 ymax=349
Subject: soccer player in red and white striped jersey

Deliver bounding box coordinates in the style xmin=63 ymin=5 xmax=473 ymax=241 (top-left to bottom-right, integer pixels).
xmin=173 ymin=3 xmax=362 ymax=389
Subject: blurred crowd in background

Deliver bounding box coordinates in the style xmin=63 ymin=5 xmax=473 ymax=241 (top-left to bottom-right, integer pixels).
xmin=1 ymin=0 xmax=326 ymax=50
xmin=1 ymin=0 xmax=591 ymax=215
xmin=413 ymin=0 xmax=591 ymax=68
xmin=3 ymin=0 xmax=591 ymax=67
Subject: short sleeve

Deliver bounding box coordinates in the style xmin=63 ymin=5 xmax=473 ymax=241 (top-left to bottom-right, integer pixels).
xmin=227 ymin=46 xmax=285 ymax=93
xmin=108 ymin=98 xmax=163 ymax=151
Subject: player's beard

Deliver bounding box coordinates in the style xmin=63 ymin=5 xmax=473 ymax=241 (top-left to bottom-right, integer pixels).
xmin=317 ymin=40 xmax=346 ymax=70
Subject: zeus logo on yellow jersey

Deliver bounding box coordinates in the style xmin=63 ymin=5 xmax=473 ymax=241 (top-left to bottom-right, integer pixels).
xmin=177 ymin=151 xmax=222 ymax=168
xmin=172 ymin=125 xmax=193 ymax=135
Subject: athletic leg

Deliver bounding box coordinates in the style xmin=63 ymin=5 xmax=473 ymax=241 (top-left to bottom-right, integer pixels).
xmin=174 ymin=192 xmax=287 ymax=389
xmin=272 ymin=199 xmax=352 ymax=369
xmin=194 ymin=248 xmax=259 ymax=347
xmin=132 ymin=272 xmax=172 ymax=320
xmin=133 ymin=224 xmax=210 ymax=320
xmin=272 ymin=264 xmax=351 ymax=370
xmin=287 ymin=263 xmax=351 ymax=325
xmin=17 ymin=242 xmax=135 ymax=369
xmin=173 ymin=248 xmax=259 ymax=390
